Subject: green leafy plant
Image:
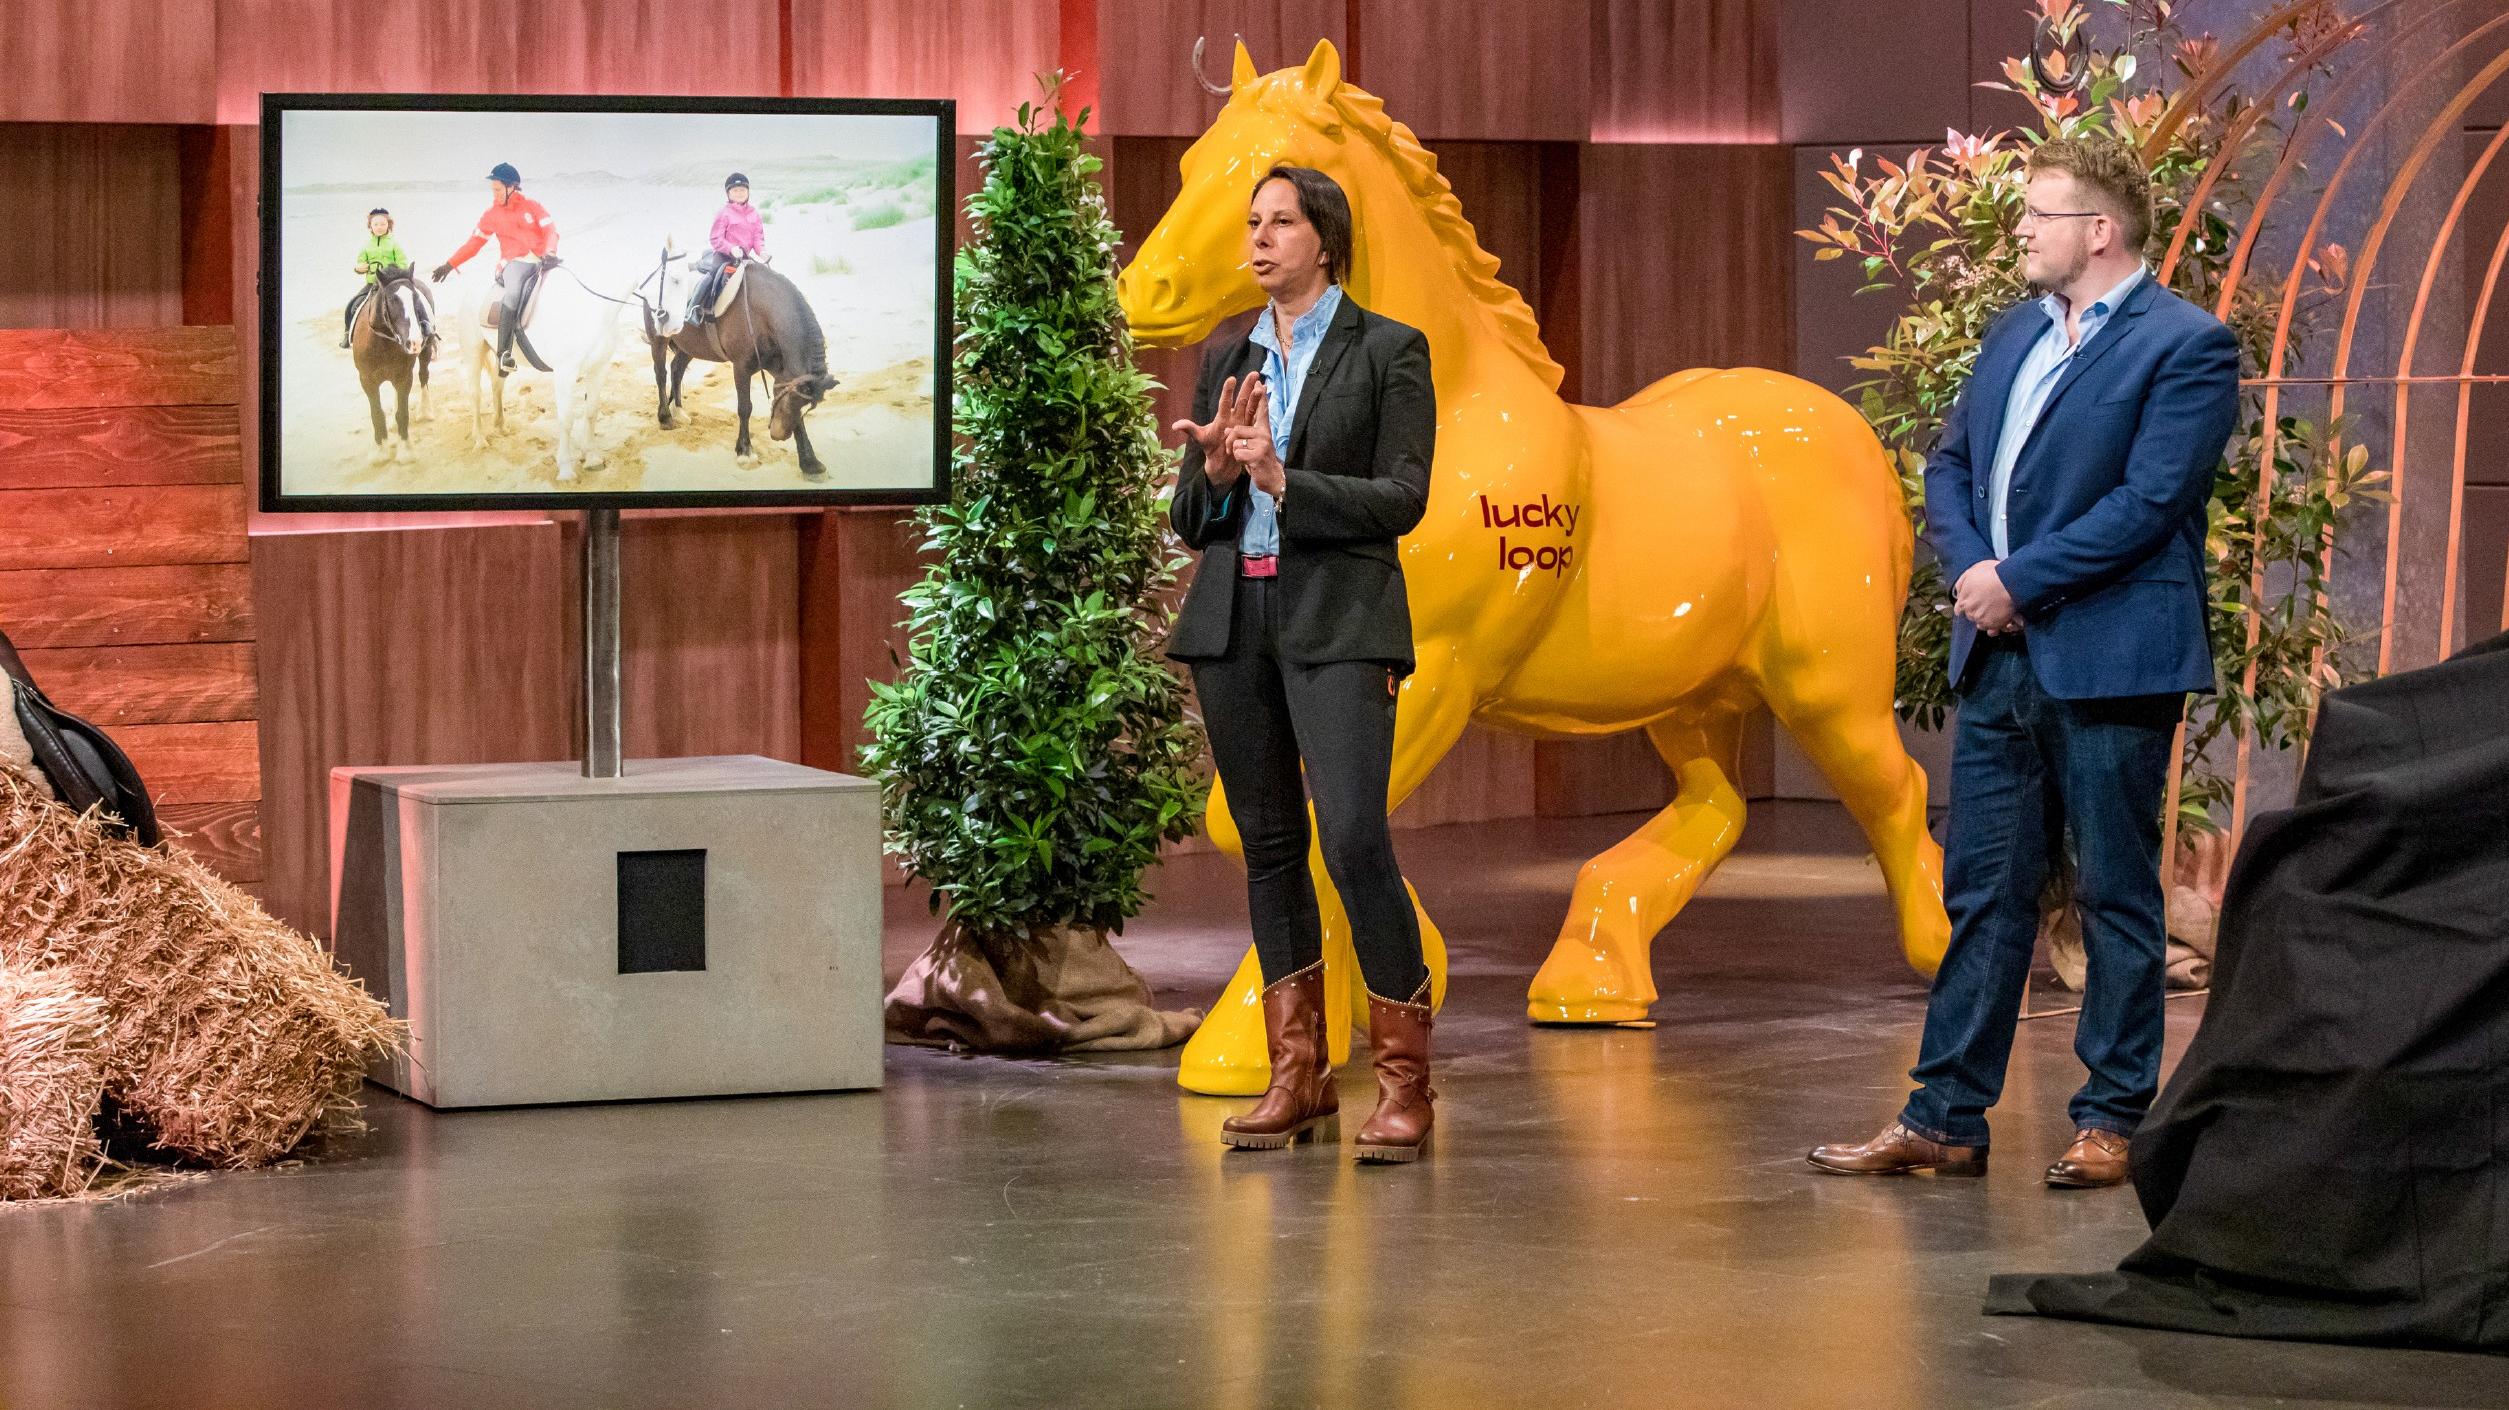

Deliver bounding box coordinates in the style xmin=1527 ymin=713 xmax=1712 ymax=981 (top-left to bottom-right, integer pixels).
xmin=862 ymin=78 xmax=1205 ymax=945
xmin=1798 ymin=0 xmax=2385 ymax=833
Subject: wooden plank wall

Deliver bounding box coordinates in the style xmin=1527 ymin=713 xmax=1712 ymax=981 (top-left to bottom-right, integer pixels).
xmin=0 ymin=1 xmax=218 ymax=125
xmin=0 ymin=326 xmax=263 ymax=883
xmin=0 ymin=0 xmax=1900 ymax=909
xmin=1095 ymin=1 xmax=1350 ymax=138
xmin=793 ymin=0 xmax=1061 ymax=133
xmin=2 ymin=0 xmax=2499 ymax=902
xmin=0 ymin=126 xmax=185 ymax=330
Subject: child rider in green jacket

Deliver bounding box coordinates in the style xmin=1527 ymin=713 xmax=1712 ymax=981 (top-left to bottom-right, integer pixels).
xmin=342 ymin=208 xmax=426 ymax=348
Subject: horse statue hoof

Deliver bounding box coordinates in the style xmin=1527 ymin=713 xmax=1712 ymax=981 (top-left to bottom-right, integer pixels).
xmin=1526 ymin=936 xmax=1656 ymax=1026
xmin=1174 ymin=963 xmax=1277 ymax=1097
xmin=1525 ymin=996 xmax=1654 ymax=1025
xmin=392 ymin=441 xmax=414 ymax=464
xmin=1174 ymin=946 xmax=1358 ymax=1095
xmin=800 ymin=459 xmax=828 ymax=478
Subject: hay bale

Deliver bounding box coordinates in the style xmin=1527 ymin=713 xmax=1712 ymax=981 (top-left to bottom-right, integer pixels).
xmin=0 ymin=960 xmax=110 ymax=1200
xmin=0 ymin=767 xmax=399 ymax=1167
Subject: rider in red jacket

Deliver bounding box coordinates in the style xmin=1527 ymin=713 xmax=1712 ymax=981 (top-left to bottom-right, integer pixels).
xmin=432 ymin=163 xmax=559 ymax=374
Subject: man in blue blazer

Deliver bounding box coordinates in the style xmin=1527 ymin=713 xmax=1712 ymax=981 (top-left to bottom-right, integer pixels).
xmin=1812 ymin=137 xmax=2243 ymax=1188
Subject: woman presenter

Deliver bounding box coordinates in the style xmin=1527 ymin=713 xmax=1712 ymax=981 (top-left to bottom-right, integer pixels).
xmin=1164 ymin=166 xmax=1438 ymax=1163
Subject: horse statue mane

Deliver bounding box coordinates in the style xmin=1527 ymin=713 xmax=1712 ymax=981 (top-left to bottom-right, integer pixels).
xmin=1238 ymin=49 xmax=1565 ymax=392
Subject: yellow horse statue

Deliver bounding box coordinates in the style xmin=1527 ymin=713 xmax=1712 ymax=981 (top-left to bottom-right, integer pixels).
xmin=1119 ymin=40 xmax=1951 ymax=1095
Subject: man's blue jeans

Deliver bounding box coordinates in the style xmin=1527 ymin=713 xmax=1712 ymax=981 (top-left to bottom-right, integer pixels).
xmin=1902 ymin=635 xmax=2182 ymax=1148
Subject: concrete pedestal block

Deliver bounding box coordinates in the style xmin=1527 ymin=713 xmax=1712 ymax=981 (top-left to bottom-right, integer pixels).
xmin=329 ymin=756 xmax=882 ymax=1108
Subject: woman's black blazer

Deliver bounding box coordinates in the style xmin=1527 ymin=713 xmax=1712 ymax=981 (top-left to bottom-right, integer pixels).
xmin=1165 ymin=296 xmax=1435 ymax=673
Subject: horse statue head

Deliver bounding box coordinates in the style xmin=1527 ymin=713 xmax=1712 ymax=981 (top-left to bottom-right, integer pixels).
xmin=1116 ymin=37 xmax=1560 ymax=395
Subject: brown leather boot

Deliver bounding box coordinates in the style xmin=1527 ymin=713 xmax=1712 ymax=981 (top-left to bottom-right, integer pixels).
xmin=1220 ymin=962 xmax=1338 ymax=1150
xmin=2045 ymin=1128 xmax=2130 ymax=1188
xmin=1355 ymin=978 xmax=1434 ymax=1163
xmin=1807 ymin=1121 xmax=1988 ymax=1177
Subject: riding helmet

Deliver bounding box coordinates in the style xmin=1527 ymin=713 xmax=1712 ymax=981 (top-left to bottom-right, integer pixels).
xmin=487 ymin=162 xmax=522 ymax=187
xmin=725 ymin=172 xmax=751 ymax=192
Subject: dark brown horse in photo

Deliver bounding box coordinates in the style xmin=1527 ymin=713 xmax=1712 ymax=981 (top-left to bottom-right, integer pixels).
xmin=647 ymin=257 xmax=838 ymax=476
xmin=351 ymin=266 xmax=432 ymax=464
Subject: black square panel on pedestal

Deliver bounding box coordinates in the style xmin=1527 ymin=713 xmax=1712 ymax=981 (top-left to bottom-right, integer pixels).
xmin=617 ymin=849 xmax=707 ymax=974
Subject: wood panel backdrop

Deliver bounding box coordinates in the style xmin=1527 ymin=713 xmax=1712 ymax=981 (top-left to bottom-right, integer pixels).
xmin=0 ymin=327 xmax=263 ymax=883
xmin=6 ymin=0 xmax=2493 ymax=931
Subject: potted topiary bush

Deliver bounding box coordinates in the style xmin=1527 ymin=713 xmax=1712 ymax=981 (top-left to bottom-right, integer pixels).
xmin=866 ymin=78 xmax=1208 ymax=1054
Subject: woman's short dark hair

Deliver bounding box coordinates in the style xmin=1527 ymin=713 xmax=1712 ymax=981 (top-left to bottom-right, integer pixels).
xmin=1254 ymin=165 xmax=1354 ymax=285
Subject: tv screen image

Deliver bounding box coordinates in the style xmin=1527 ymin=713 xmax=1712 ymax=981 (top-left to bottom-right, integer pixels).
xmin=261 ymin=95 xmax=952 ymax=510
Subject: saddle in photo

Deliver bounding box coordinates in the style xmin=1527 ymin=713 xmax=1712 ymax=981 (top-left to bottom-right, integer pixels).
xmin=480 ymin=258 xmax=557 ymax=332
xmin=711 ymin=262 xmax=749 ymax=318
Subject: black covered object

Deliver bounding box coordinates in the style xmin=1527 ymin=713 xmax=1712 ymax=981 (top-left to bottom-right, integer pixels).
xmin=0 ymin=624 xmax=161 ymax=846
xmin=1986 ymin=632 xmax=2509 ymax=1350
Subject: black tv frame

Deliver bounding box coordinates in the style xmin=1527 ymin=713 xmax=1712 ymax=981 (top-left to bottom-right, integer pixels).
xmin=258 ymin=91 xmax=955 ymax=513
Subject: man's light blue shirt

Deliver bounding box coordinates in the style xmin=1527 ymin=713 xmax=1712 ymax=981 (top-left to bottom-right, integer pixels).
xmin=1987 ymin=264 xmax=2146 ymax=558
xmin=1230 ymin=284 xmax=1344 ymax=558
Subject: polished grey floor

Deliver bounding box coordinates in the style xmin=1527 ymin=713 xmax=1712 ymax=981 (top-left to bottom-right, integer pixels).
xmin=4 ymin=802 xmax=2503 ymax=1409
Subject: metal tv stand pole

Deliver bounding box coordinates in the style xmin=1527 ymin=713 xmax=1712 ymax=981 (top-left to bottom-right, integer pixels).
xmin=582 ymin=507 xmax=622 ymax=779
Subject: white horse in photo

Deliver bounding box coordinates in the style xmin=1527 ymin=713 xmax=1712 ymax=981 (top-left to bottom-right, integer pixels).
xmin=441 ymin=260 xmax=628 ymax=482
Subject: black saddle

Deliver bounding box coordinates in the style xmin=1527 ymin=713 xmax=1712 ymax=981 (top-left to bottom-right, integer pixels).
xmin=0 ymin=625 xmax=160 ymax=845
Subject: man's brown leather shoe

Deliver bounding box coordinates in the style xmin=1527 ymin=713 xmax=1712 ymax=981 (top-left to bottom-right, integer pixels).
xmin=1807 ymin=1121 xmax=1987 ymax=1177
xmin=2045 ymin=1128 xmax=2130 ymax=1188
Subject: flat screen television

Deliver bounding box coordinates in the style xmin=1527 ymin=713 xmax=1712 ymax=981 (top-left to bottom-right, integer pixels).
xmin=259 ymin=93 xmax=953 ymax=511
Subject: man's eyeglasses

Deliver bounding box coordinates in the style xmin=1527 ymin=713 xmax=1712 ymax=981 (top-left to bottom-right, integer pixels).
xmin=2017 ymin=207 xmax=2105 ymax=227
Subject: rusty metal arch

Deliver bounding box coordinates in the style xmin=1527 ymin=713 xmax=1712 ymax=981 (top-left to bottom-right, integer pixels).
xmin=2152 ymin=1 xmax=2509 ymax=861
